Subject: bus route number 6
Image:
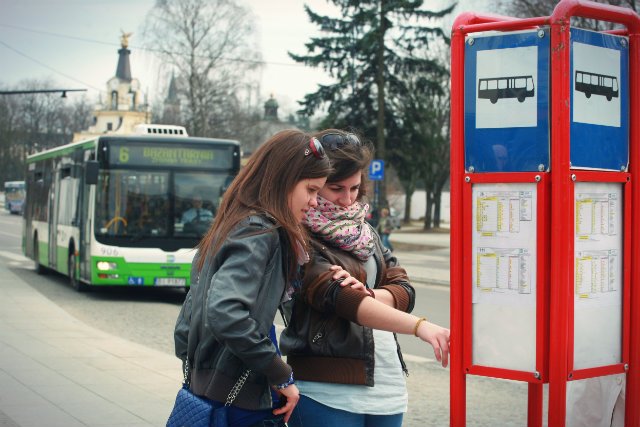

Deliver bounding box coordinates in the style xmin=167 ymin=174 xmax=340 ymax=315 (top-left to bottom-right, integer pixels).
xmin=119 ymin=147 xmax=129 ymax=163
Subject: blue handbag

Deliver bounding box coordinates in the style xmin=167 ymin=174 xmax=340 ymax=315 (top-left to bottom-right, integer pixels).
xmin=167 ymin=360 xmax=250 ymax=427
xmin=167 ymin=384 xmax=214 ymax=427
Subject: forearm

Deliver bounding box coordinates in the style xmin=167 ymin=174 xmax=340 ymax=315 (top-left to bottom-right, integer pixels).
xmin=356 ymin=295 xmax=451 ymax=367
xmin=355 ymin=296 xmax=422 ymax=334
xmin=371 ymin=288 xmax=395 ymax=307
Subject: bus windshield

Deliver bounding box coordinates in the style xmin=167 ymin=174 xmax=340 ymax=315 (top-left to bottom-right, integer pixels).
xmin=95 ymin=169 xmax=231 ymax=241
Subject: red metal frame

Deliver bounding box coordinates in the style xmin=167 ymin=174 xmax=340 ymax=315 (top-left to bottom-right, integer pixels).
xmin=450 ymin=1 xmax=640 ymax=427
xmin=449 ymin=12 xmax=530 ymax=427
xmin=547 ymin=2 xmax=640 ymax=426
xmin=567 ymin=172 xmax=631 ymax=383
xmin=629 ymin=28 xmax=640 ymax=427
xmin=461 ymin=172 xmax=549 ymax=386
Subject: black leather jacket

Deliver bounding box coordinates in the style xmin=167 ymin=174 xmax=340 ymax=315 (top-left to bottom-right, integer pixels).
xmin=174 ymin=215 xmax=292 ymax=410
xmin=280 ymin=226 xmax=415 ymax=386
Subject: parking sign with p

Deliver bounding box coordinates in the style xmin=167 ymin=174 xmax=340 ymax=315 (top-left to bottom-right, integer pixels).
xmin=369 ymin=159 xmax=384 ymax=181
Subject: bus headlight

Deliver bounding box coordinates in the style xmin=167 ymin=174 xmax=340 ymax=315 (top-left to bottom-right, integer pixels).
xmin=97 ymin=261 xmax=118 ymax=271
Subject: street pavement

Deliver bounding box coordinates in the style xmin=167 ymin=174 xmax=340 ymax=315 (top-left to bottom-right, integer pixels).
xmin=0 ymin=223 xmax=464 ymax=427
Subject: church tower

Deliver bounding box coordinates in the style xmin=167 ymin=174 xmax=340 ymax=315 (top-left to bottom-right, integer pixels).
xmin=161 ymin=72 xmax=182 ymax=125
xmin=73 ymin=31 xmax=150 ymax=141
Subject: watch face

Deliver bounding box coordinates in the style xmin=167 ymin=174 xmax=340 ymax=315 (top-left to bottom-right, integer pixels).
xmin=109 ymin=79 xmax=119 ymax=90
xmin=130 ymin=79 xmax=140 ymax=91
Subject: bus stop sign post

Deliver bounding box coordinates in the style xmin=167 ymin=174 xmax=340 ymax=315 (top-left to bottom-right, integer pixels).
xmin=449 ymin=1 xmax=640 ymax=426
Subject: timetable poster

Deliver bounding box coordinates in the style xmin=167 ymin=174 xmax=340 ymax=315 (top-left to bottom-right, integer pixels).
xmin=573 ymin=182 xmax=623 ymax=369
xmin=472 ymin=183 xmax=537 ymax=306
xmin=471 ymin=182 xmax=538 ymax=371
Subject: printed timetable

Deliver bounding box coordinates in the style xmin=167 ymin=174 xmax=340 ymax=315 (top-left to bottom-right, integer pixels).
xmin=471 ymin=182 xmax=538 ymax=372
xmin=477 ymin=247 xmax=532 ymax=294
xmin=574 ymin=183 xmax=623 ymax=305
xmin=573 ymin=182 xmax=624 ymax=369
xmin=472 ymin=184 xmax=537 ymax=306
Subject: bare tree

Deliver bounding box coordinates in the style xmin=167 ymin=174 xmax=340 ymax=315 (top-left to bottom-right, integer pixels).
xmin=497 ymin=0 xmax=636 ymax=29
xmin=144 ymin=0 xmax=262 ymax=137
xmin=0 ymin=79 xmax=93 ymax=184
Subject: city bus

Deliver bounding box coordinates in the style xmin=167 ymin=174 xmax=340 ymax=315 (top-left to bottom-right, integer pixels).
xmin=4 ymin=180 xmax=26 ymax=214
xmin=574 ymin=70 xmax=619 ymax=101
xmin=22 ymin=125 xmax=240 ymax=291
xmin=478 ymin=75 xmax=535 ymax=104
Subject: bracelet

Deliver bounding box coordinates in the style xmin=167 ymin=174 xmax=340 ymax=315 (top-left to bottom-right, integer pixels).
xmin=413 ymin=317 xmax=427 ymax=337
xmin=366 ymin=288 xmax=375 ymax=299
xmin=275 ymin=371 xmax=295 ymax=390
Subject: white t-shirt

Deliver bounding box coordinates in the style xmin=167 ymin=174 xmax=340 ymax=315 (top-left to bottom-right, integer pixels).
xmin=296 ymin=256 xmax=408 ymax=415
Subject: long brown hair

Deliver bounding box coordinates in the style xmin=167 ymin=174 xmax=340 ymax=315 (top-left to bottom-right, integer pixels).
xmin=196 ymin=129 xmax=332 ymax=273
xmin=313 ymin=129 xmax=373 ymax=201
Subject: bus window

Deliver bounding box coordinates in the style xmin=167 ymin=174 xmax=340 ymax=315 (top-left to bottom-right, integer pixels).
xmin=95 ymin=170 xmax=169 ymax=237
xmin=174 ymin=172 xmax=229 ymax=237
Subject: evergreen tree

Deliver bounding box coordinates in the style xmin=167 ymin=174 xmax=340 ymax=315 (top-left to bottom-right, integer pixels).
xmin=292 ymin=0 xmax=455 ymax=206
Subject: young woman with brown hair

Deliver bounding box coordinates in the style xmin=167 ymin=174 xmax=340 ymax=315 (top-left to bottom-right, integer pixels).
xmin=173 ymin=129 xmax=336 ymax=426
xmin=280 ymin=129 xmax=450 ymax=427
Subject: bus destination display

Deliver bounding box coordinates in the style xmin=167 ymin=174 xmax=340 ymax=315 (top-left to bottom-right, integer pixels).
xmin=109 ymin=144 xmax=233 ymax=168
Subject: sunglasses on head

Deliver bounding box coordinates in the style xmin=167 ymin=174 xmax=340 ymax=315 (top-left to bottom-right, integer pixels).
xmin=304 ymin=137 xmax=326 ymax=159
xmin=319 ymin=133 xmax=361 ymax=150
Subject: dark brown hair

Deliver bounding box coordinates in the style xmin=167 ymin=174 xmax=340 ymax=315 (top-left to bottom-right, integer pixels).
xmin=313 ymin=129 xmax=373 ymax=201
xmin=196 ymin=129 xmax=332 ymax=272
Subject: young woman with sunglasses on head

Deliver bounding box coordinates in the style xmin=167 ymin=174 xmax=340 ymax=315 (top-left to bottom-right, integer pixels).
xmin=173 ymin=130 xmax=345 ymax=427
xmin=280 ymin=129 xmax=451 ymax=427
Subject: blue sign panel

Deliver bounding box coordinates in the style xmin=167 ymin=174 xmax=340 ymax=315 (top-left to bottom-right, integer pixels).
xmin=369 ymin=160 xmax=384 ymax=181
xmin=128 ymin=276 xmax=144 ymax=285
xmin=570 ymin=28 xmax=629 ymax=171
xmin=464 ymin=30 xmax=550 ymax=172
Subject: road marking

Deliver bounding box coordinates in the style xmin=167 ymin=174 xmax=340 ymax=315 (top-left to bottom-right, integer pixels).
xmin=0 ymin=230 xmax=20 ymax=238
xmin=0 ymin=251 xmax=29 ymax=262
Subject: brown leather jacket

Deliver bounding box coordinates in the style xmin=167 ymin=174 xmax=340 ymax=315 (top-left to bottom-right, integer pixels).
xmin=279 ymin=226 xmax=414 ymax=386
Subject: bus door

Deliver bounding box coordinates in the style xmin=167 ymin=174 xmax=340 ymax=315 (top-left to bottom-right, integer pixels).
xmin=48 ymin=168 xmax=59 ymax=269
xmin=79 ymin=150 xmax=95 ymax=282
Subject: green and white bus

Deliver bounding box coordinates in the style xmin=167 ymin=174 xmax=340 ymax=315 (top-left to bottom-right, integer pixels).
xmin=23 ymin=125 xmax=240 ymax=291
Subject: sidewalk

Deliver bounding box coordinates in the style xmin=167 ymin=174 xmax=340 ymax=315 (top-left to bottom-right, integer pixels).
xmin=389 ymin=222 xmax=451 ymax=287
xmin=0 ymin=262 xmax=181 ymax=427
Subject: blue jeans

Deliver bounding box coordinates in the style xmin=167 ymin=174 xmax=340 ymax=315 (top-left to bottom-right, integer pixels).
xmin=381 ymin=234 xmax=393 ymax=251
xmin=289 ymin=395 xmax=403 ymax=427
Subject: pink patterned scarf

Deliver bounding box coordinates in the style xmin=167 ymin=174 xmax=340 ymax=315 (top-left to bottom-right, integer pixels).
xmin=303 ymin=195 xmax=375 ymax=261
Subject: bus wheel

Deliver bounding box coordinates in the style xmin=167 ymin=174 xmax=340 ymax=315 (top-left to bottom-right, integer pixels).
xmin=606 ymin=95 xmax=612 ymax=101
xmin=585 ymin=92 xmax=591 ymax=99
xmin=490 ymin=97 xmax=498 ymax=104
xmin=33 ymin=236 xmax=46 ymax=275
xmin=518 ymin=95 xmax=525 ymax=103
xmin=68 ymin=253 xmax=86 ymax=292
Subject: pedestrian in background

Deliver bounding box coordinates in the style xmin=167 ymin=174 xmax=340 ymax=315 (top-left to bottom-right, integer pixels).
xmin=173 ymin=130 xmax=333 ymax=426
xmin=378 ymin=207 xmax=394 ymax=251
xmin=280 ymin=129 xmax=450 ymax=427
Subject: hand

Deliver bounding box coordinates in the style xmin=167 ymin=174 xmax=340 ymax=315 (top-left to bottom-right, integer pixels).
xmin=329 ymin=265 xmax=366 ymax=291
xmin=272 ymin=384 xmax=300 ymax=423
xmin=416 ymin=320 xmax=451 ymax=368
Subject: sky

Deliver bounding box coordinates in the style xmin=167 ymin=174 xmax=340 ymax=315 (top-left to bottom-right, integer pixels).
xmin=0 ymin=0 xmax=492 ymax=116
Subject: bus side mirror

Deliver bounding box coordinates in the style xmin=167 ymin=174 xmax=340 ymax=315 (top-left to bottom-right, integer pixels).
xmin=85 ymin=161 xmax=99 ymax=185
